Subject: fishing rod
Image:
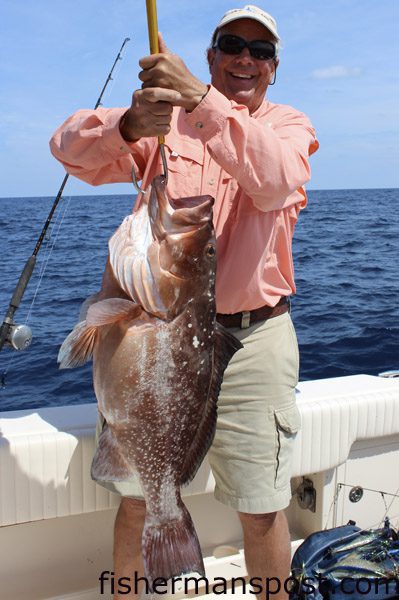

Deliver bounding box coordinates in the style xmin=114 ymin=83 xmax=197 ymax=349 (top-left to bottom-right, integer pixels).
xmin=0 ymin=37 xmax=130 ymax=354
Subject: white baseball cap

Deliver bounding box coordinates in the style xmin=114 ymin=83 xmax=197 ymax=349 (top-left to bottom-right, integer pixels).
xmin=214 ymin=5 xmax=280 ymax=41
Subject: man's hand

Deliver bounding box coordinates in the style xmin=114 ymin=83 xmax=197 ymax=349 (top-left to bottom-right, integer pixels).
xmin=119 ymin=87 xmax=181 ymax=142
xmin=138 ymin=33 xmax=208 ymax=112
xmin=119 ymin=33 xmax=208 ymax=143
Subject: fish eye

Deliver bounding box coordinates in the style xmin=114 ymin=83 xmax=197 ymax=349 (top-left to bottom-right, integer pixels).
xmin=206 ymin=245 xmax=216 ymax=257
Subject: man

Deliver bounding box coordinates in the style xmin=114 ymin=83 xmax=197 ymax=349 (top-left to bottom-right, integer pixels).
xmin=51 ymin=5 xmax=318 ymax=599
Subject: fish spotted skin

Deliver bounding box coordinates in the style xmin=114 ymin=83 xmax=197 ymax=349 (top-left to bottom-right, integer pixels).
xmin=58 ymin=176 xmax=242 ymax=589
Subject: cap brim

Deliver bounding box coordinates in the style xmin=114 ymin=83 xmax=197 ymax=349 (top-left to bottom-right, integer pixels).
xmin=217 ymin=13 xmax=280 ymax=41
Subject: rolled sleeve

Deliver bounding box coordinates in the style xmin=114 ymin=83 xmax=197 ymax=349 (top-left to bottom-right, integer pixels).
xmin=101 ymin=109 xmax=137 ymax=156
xmin=185 ymin=86 xmax=233 ymax=139
xmin=50 ymin=107 xmax=155 ymax=186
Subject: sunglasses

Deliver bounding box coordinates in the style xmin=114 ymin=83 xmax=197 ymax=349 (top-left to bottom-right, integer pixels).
xmin=213 ymin=34 xmax=276 ymax=61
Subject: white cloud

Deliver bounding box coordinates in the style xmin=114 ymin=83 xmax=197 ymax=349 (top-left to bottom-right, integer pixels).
xmin=312 ymin=65 xmax=362 ymax=79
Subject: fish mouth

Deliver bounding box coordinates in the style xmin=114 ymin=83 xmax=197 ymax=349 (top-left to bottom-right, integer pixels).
xmin=169 ymin=196 xmax=209 ymax=210
xmin=149 ymin=176 xmax=214 ymax=239
xmin=146 ymin=176 xmax=216 ymax=282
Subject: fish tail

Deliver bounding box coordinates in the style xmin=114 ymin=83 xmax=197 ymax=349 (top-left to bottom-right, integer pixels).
xmin=142 ymin=503 xmax=205 ymax=591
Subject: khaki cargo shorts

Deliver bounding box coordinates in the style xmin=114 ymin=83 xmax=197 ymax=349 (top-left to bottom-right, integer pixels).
xmin=93 ymin=311 xmax=301 ymax=514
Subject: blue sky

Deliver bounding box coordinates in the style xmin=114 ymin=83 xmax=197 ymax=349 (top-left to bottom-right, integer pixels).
xmin=1 ymin=0 xmax=398 ymax=196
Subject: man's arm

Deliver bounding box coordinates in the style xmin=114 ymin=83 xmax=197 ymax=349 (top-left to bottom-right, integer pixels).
xmin=49 ymin=40 xmax=182 ymax=187
xmin=50 ymin=107 xmax=152 ymax=186
xmin=184 ymin=86 xmax=319 ymax=211
xmin=49 ymin=85 xmax=182 ymax=187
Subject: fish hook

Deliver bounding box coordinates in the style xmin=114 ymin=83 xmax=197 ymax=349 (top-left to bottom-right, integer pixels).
xmin=131 ymin=141 xmax=168 ymax=194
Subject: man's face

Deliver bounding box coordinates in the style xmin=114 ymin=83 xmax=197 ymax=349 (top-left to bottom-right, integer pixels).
xmin=207 ymin=18 xmax=278 ymax=114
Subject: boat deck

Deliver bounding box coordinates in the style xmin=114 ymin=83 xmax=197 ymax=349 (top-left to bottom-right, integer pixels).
xmin=1 ymin=374 xmax=399 ymax=599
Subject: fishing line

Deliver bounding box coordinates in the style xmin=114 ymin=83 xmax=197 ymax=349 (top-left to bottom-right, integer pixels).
xmin=380 ymin=484 xmax=399 ymax=527
xmin=380 ymin=492 xmax=390 ymax=528
xmin=366 ymin=513 xmax=399 ymax=533
xmin=25 ymin=195 xmax=72 ymax=323
xmin=0 ymin=196 xmax=72 ymax=385
xmin=325 ymin=482 xmax=399 ymax=534
xmin=337 ymin=483 xmax=399 ymax=501
xmin=324 ymin=481 xmax=342 ymax=530
xmin=324 ymin=483 xmax=399 ymax=531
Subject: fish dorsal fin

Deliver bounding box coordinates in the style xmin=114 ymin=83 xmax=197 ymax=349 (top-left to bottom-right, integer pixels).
xmin=180 ymin=322 xmax=243 ymax=485
xmin=86 ymin=298 xmax=141 ymax=326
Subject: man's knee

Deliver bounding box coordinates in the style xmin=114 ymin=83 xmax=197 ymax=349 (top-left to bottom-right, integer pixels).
xmin=238 ymin=510 xmax=283 ymax=536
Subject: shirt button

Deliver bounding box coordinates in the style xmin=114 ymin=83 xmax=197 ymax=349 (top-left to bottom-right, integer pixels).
xmin=195 ymin=122 xmax=203 ymax=129
xmin=208 ymin=179 xmax=215 ymax=185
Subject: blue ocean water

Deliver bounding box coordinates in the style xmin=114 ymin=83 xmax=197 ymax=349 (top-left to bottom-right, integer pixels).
xmin=0 ymin=189 xmax=398 ymax=412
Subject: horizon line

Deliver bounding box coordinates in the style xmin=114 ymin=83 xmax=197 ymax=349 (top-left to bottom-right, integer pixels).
xmin=1 ymin=186 xmax=399 ymax=200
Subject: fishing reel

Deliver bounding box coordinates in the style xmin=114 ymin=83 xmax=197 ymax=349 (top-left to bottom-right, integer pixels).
xmin=1 ymin=322 xmax=32 ymax=351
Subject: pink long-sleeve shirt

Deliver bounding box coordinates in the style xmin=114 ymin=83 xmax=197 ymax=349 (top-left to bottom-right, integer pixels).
xmin=50 ymin=85 xmax=318 ymax=314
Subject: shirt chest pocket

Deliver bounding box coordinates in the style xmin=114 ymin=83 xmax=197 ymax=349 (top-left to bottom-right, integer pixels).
xmin=164 ymin=140 xmax=204 ymax=198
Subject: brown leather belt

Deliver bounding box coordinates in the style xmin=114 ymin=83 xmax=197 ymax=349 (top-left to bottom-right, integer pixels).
xmin=216 ymin=297 xmax=289 ymax=329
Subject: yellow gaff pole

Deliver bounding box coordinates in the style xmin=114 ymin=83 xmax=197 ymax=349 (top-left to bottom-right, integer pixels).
xmin=146 ymin=0 xmax=160 ymax=59
xmin=146 ymin=0 xmax=168 ymax=181
xmin=131 ymin=0 xmax=168 ymax=193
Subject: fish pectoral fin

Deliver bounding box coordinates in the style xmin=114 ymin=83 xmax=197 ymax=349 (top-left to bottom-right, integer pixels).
xmin=78 ymin=291 xmax=102 ymax=322
xmin=180 ymin=322 xmax=243 ymax=485
xmin=57 ymin=320 xmax=97 ymax=369
xmin=86 ymin=298 xmax=141 ymax=326
xmin=58 ymin=298 xmax=140 ymax=369
xmin=91 ymin=423 xmax=134 ymax=481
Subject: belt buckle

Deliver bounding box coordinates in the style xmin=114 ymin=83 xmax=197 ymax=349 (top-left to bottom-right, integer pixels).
xmin=240 ymin=311 xmax=251 ymax=329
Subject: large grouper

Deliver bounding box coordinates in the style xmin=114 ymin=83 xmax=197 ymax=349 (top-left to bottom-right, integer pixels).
xmin=58 ymin=176 xmax=242 ymax=588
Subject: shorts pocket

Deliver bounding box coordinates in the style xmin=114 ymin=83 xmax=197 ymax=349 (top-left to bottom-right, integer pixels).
xmin=274 ymin=404 xmax=301 ymax=490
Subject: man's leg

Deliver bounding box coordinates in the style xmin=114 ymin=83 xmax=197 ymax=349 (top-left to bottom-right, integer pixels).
xmin=238 ymin=509 xmax=291 ymax=600
xmin=113 ymin=497 xmax=146 ymax=600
